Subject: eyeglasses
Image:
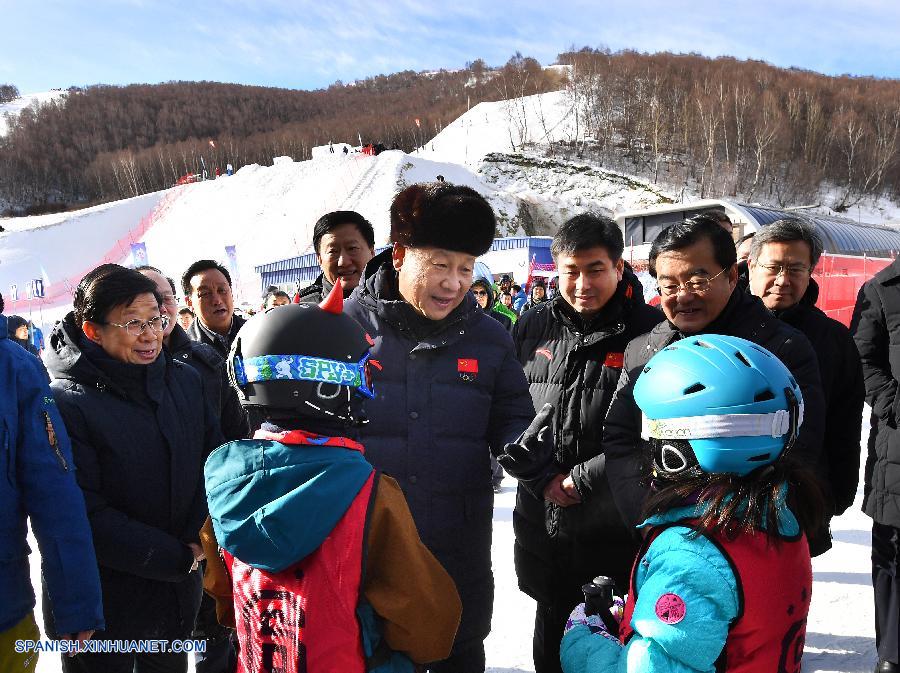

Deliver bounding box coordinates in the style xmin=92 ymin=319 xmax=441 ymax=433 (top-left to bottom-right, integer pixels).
xmin=657 ymin=267 xmax=728 ymax=297
xmin=756 ymin=263 xmax=810 ymax=278
xmin=471 ymin=289 xmax=488 ymax=297
xmin=105 ymin=315 xmax=170 ymax=336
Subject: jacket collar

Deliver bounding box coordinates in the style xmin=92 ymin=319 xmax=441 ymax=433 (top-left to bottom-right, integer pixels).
xmin=550 ymin=280 xmax=629 ymax=340
xmin=877 ymin=256 xmax=900 ymax=284
xmin=254 ymin=427 xmax=365 ymax=452
xmin=298 ymin=272 xmax=334 ymax=300
xmin=651 ymin=287 xmax=769 ymax=342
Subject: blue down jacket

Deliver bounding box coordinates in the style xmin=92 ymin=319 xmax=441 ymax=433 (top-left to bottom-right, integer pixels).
xmin=0 ymin=314 xmax=103 ymax=635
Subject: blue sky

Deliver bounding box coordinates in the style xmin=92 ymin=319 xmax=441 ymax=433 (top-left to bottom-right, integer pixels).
xmin=4 ymin=0 xmax=900 ymax=92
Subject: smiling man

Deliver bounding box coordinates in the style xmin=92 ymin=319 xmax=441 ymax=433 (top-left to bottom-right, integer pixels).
xmin=297 ymin=210 xmax=376 ymax=303
xmin=510 ymin=214 xmax=663 ymax=673
xmin=602 ymin=217 xmax=827 ymax=532
xmin=749 ymin=218 xmax=864 ymax=555
xmin=345 ymin=182 xmax=537 ymax=672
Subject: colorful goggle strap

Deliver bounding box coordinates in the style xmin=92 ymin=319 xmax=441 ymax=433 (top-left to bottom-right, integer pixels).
xmin=233 ymin=353 xmax=375 ymax=398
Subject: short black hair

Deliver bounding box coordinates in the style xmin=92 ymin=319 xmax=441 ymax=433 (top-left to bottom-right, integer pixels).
xmin=312 ymin=211 xmax=376 ymax=255
xmin=551 ymin=213 xmax=624 ymax=262
xmin=512 ymin=284 xmax=522 ymax=292
xmin=181 ymin=260 xmax=231 ymax=296
xmin=0 ymin=292 xmax=4 ymax=314
xmin=135 ymin=265 xmax=177 ymax=296
xmin=178 ymin=307 xmax=194 ymax=316
xmin=736 ymin=232 xmax=755 ymax=246
xmin=74 ymin=264 xmax=162 ymax=325
xmin=704 ymin=208 xmax=732 ymax=226
xmin=649 ymin=218 xmax=737 ymax=278
xmin=266 ymin=290 xmax=291 ymax=303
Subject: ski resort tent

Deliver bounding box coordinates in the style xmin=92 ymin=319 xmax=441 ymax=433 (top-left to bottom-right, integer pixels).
xmin=255 ymin=236 xmax=555 ymax=293
xmin=615 ymin=199 xmax=900 ymax=257
xmin=614 ymin=199 xmax=900 ymax=326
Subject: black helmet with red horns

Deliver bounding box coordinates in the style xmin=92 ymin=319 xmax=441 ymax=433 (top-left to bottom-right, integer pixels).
xmin=228 ymin=283 xmax=377 ymax=424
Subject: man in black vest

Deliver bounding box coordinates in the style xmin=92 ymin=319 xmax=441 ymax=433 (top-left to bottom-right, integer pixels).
xmin=748 ymin=218 xmax=864 ymax=556
xmin=852 ymin=257 xmax=900 ymax=673
xmin=511 ymin=214 xmax=663 ymax=673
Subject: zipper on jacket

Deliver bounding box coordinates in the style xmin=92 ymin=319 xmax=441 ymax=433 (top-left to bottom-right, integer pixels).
xmin=44 ymin=411 xmax=69 ymax=471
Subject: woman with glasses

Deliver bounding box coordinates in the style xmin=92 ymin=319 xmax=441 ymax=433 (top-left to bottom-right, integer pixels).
xmin=44 ymin=264 xmax=224 ymax=673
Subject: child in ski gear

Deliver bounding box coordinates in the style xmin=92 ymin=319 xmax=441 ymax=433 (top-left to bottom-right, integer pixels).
xmin=201 ymin=284 xmax=461 ymax=673
xmin=561 ymin=334 xmax=824 ymax=673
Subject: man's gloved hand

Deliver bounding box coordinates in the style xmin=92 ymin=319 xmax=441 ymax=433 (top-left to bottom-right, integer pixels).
xmin=498 ymin=403 xmax=558 ymax=494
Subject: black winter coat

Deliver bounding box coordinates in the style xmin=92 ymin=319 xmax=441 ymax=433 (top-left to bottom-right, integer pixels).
xmin=603 ymin=289 xmax=827 ymax=531
xmin=344 ymin=251 xmax=535 ymax=653
xmin=296 ymin=272 xmax=334 ymax=304
xmin=44 ymin=314 xmax=224 ymax=640
xmin=773 ymin=280 xmax=863 ymax=517
xmin=511 ymin=282 xmax=664 ymax=601
xmin=851 ymin=259 xmax=900 ymax=528
xmin=186 ymin=312 xmax=246 ymax=359
xmin=167 ymin=323 xmax=249 ymax=442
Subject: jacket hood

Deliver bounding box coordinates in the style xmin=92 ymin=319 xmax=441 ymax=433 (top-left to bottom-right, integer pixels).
xmin=470 ymin=277 xmax=496 ymax=310
xmin=6 ymin=314 xmax=28 ymax=335
xmin=45 ymin=312 xmax=110 ymax=389
xmin=205 ymin=435 xmax=374 ymax=572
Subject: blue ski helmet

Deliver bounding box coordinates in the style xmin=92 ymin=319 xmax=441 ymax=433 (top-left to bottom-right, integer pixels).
xmin=634 ymin=334 xmax=802 ymax=478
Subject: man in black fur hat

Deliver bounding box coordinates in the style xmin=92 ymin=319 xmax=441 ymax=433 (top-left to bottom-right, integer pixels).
xmin=345 ymin=183 xmax=549 ymax=672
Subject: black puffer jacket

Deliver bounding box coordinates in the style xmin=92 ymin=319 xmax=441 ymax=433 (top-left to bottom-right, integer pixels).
xmin=186 ymin=312 xmax=246 ymax=359
xmin=851 ymin=259 xmax=900 ymax=528
xmin=772 ymin=280 xmax=864 ymax=517
xmin=603 ymin=289 xmax=827 ymax=530
xmin=511 ymin=280 xmax=664 ymax=601
xmin=167 ymin=323 xmax=249 ymax=442
xmin=44 ymin=314 xmax=223 ymax=640
xmin=295 ymin=272 xmax=334 ymax=304
xmin=344 ymin=250 xmax=535 ymax=655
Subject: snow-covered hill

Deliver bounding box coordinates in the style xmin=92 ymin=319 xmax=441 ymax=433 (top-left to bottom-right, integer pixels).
xmin=419 ymin=90 xmax=582 ymax=167
xmin=0 ymin=144 xmax=675 ymax=327
xmin=0 ymin=90 xmax=66 ymax=137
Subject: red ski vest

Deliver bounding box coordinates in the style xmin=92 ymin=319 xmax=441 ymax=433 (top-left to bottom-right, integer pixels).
xmin=620 ymin=520 xmax=811 ymax=673
xmin=222 ymin=430 xmax=375 ymax=673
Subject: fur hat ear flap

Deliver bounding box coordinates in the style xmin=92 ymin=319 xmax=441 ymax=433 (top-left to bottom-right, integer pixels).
xmin=390 ymin=183 xmax=496 ymax=257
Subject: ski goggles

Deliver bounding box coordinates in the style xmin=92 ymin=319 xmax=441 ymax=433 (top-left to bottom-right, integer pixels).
xmin=232 ymin=352 xmax=376 ymax=398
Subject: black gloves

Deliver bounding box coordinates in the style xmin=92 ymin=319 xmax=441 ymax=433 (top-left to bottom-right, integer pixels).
xmin=498 ymin=403 xmax=560 ymax=497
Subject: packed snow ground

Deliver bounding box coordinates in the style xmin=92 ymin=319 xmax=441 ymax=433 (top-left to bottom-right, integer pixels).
xmin=28 ymin=439 xmax=878 ymax=673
